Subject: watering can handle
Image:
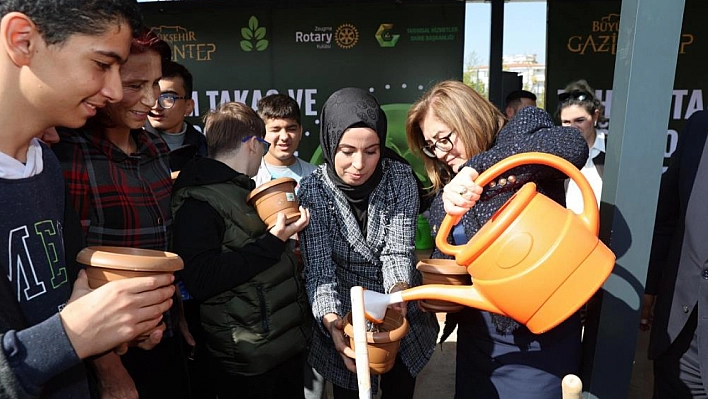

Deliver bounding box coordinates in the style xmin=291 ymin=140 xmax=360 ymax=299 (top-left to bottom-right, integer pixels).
xmin=435 ymin=152 xmax=599 ymax=257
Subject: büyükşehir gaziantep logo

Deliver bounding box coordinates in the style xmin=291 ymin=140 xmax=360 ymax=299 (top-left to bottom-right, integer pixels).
xmin=376 ymin=24 xmax=400 ymax=48
xmin=335 ymin=24 xmax=358 ymax=49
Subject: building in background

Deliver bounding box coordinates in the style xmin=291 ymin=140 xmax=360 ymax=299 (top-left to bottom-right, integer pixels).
xmin=465 ymin=54 xmax=546 ymax=109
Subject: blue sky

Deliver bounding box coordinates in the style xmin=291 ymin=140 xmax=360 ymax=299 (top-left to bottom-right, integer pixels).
xmin=464 ymin=1 xmax=547 ymax=67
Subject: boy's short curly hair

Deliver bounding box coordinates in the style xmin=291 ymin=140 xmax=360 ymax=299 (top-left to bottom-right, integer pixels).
xmin=0 ymin=0 xmax=143 ymax=45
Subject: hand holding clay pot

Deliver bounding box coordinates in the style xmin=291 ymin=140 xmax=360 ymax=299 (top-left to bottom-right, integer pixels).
xmin=59 ymin=270 xmax=176 ymax=359
xmin=269 ymin=205 xmax=310 ymax=242
xmin=342 ymin=308 xmax=409 ymax=375
xmin=76 ymin=246 xmax=184 ymax=289
xmin=113 ymin=322 xmax=168 ymax=355
xmin=247 ymin=177 xmax=302 ymax=229
xmin=322 ymin=313 xmax=357 ymax=373
xmin=68 ymin=246 xmax=184 ymax=356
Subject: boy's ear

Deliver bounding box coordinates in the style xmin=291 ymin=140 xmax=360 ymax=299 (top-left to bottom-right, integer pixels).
xmin=1 ymin=12 xmax=39 ymax=67
xmin=185 ymin=99 xmax=195 ymax=118
xmin=245 ymin=136 xmax=257 ymax=154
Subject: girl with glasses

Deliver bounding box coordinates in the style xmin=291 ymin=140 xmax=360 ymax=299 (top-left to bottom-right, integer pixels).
xmin=405 ymin=80 xmax=588 ymax=399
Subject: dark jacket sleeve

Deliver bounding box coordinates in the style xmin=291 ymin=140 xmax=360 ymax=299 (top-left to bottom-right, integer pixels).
xmin=1 ymin=315 xmax=82 ymax=398
xmin=172 ymin=198 xmax=285 ymax=301
xmin=644 ymin=114 xmax=698 ymax=294
xmin=465 ymin=108 xmax=588 ymax=181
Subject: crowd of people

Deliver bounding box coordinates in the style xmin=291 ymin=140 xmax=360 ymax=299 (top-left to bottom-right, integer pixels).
xmin=0 ymin=0 xmax=697 ymax=398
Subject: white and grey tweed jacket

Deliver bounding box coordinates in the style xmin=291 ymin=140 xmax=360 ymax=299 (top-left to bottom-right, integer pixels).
xmin=299 ymin=158 xmax=440 ymax=391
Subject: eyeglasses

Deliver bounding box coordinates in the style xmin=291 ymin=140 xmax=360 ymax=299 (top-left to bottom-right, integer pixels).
xmin=241 ymin=135 xmax=271 ymax=156
xmin=421 ymin=131 xmax=455 ymax=158
xmin=157 ymin=93 xmax=189 ymax=109
xmin=558 ymin=90 xmax=593 ymax=103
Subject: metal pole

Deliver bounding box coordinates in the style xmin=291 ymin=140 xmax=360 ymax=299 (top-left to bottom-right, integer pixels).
xmin=488 ymin=0 xmax=504 ymax=108
xmin=581 ymin=0 xmax=686 ymax=397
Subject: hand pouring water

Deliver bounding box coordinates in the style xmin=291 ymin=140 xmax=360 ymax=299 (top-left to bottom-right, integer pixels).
xmin=362 ymin=152 xmax=615 ymax=334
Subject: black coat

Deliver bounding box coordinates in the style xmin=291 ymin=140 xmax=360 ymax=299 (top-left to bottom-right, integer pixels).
xmin=646 ymin=110 xmax=708 ymax=359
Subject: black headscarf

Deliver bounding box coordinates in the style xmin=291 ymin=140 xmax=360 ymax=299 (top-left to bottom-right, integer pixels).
xmin=319 ymin=88 xmax=388 ymax=232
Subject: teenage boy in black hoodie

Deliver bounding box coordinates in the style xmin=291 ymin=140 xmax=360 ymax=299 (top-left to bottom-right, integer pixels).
xmin=171 ymin=102 xmax=312 ymax=398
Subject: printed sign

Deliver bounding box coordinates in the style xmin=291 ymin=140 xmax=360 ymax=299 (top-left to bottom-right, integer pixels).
xmin=547 ymin=0 xmax=705 ymax=164
xmin=141 ymin=2 xmax=465 ymax=161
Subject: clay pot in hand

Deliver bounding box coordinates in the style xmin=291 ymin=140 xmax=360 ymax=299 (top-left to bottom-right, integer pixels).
xmin=246 ymin=177 xmax=301 ymax=229
xmin=76 ymin=246 xmax=184 ymax=289
xmin=416 ymin=259 xmax=471 ymax=313
xmin=343 ymin=308 xmax=409 ymax=375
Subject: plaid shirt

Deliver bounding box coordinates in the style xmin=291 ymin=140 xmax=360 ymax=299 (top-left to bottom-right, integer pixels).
xmin=53 ymin=127 xmax=172 ymax=250
xmin=299 ymin=158 xmax=439 ymax=391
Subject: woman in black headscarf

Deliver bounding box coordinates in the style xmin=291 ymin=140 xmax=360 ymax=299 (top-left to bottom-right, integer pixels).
xmin=298 ymin=88 xmax=439 ymax=398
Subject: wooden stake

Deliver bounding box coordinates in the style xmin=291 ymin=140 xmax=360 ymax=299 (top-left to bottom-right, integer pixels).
xmin=562 ymin=374 xmax=583 ymax=399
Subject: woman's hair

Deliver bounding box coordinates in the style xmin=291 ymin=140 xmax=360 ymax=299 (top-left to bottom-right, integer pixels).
xmin=131 ymin=27 xmax=171 ymax=69
xmin=406 ymin=80 xmax=505 ymax=192
xmin=557 ymin=79 xmax=606 ymax=125
xmin=204 ymin=102 xmax=265 ymax=159
xmin=88 ymin=27 xmax=171 ymax=130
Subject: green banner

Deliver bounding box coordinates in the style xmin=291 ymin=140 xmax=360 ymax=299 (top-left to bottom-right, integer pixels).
xmin=547 ymin=0 xmax=704 ymax=163
xmin=141 ymin=2 xmax=464 ymax=164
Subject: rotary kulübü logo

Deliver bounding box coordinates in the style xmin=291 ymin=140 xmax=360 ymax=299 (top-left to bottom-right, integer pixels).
xmin=335 ymin=24 xmax=358 ymax=49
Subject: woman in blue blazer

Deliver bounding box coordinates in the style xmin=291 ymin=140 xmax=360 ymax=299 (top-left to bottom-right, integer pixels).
xmin=406 ymin=80 xmax=588 ymax=399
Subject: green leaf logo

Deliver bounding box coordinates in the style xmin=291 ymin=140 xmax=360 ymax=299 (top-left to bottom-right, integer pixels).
xmin=241 ymin=16 xmax=268 ymax=52
xmin=255 ymin=40 xmax=269 ymax=51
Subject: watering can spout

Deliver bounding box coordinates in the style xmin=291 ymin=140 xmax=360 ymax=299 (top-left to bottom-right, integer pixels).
xmin=401 ymin=284 xmax=504 ymax=315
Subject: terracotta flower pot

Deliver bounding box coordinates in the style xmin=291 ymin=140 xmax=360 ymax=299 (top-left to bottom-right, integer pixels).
xmin=76 ymin=246 xmax=184 ymax=289
xmin=416 ymin=259 xmax=471 ymax=313
xmin=246 ymin=177 xmax=300 ymax=229
xmin=343 ymin=308 xmax=409 ymax=375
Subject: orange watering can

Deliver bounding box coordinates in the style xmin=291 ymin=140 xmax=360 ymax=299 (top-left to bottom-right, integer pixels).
xmin=363 ymin=152 xmax=615 ymax=334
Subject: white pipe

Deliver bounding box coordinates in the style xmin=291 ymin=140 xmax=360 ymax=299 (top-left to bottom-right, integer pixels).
xmin=351 ymin=286 xmax=372 ymax=399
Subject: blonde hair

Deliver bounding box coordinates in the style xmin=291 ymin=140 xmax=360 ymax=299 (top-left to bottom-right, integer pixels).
xmin=406 ymin=80 xmax=505 ymax=192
